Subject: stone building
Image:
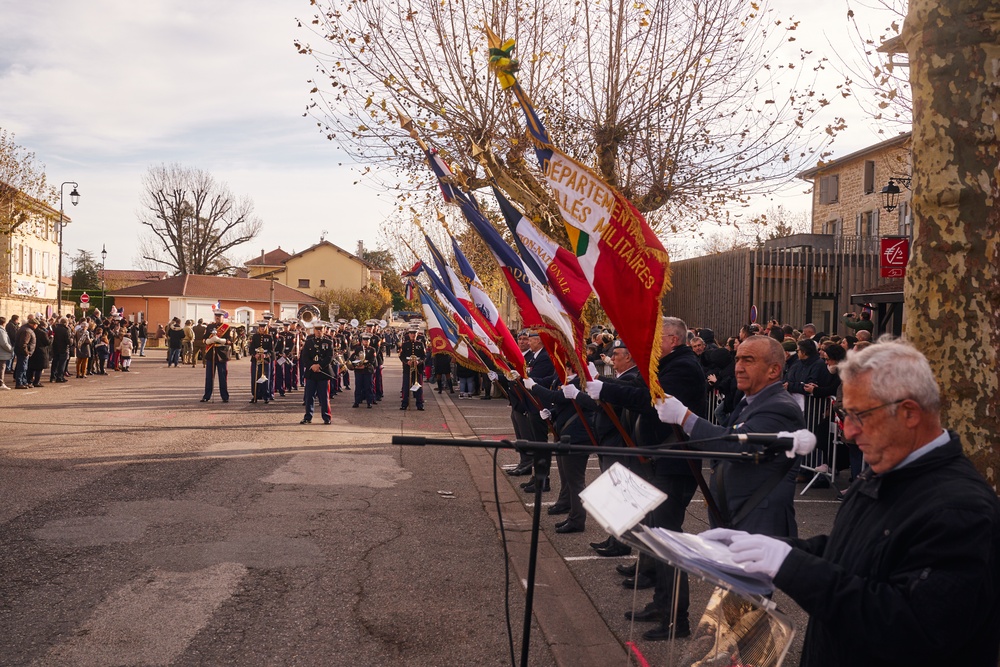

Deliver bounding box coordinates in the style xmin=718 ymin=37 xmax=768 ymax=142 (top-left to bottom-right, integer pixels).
xmin=0 ymin=190 xmax=62 ymax=318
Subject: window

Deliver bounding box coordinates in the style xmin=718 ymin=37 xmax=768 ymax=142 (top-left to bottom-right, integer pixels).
xmin=298 ymin=279 xmax=310 ymax=288
xmin=320 ymin=279 xmax=326 ymax=287
xmin=856 ymin=210 xmax=879 ymax=237
xmin=11 ymin=244 xmax=19 ymax=273
xmin=819 ymin=175 xmax=839 ymax=204
xmin=898 ymin=201 xmax=912 ymax=237
xmin=822 ymin=218 xmax=843 ymax=235
xmin=863 ymin=160 xmax=876 ymax=194
xmin=42 ymin=252 xmax=49 ymax=278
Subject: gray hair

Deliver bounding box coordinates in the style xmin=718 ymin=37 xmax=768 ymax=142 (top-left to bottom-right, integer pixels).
xmin=661 ymin=316 xmax=688 ymax=340
xmin=839 ymin=336 xmax=940 ymax=412
xmin=743 ymin=335 xmax=787 ymax=371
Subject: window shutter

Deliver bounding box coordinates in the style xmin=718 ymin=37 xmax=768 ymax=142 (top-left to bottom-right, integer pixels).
xmin=864 ymin=161 xmax=875 ymax=194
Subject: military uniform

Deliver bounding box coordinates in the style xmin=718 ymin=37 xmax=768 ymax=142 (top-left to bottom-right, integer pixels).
xmin=300 ymin=330 xmax=333 ymax=424
xmin=398 ymin=332 xmax=426 ymax=411
xmin=350 ymin=337 xmax=377 ymax=408
xmin=249 ymin=323 xmax=274 ymax=403
xmin=201 ymin=311 xmax=233 ymax=402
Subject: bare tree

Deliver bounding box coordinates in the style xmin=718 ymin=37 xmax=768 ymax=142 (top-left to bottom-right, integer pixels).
xmin=0 ymin=128 xmax=55 ymax=235
xmin=136 ymin=164 xmax=262 ymax=276
xmin=295 ymin=0 xmax=842 ymax=238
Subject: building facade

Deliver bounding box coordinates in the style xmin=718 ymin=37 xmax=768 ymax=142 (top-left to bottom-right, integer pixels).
xmin=0 ymin=191 xmax=63 ymax=318
xmin=246 ymin=241 xmax=380 ymax=296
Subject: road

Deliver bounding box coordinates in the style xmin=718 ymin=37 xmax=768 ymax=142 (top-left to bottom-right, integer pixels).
xmin=0 ymin=350 xmax=842 ymax=666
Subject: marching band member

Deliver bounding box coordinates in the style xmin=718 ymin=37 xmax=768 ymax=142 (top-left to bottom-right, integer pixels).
xmin=201 ymin=308 xmax=233 ymax=403
xmin=398 ymin=326 xmax=425 ymax=411
xmin=300 ymin=322 xmax=333 ymax=424
xmin=249 ymin=320 xmax=274 ymax=404
xmin=350 ymin=332 xmax=377 ymax=408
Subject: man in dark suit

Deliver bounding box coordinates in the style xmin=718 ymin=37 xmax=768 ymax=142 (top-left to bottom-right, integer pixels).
xmin=655 ymin=335 xmax=806 ymax=537
xmin=517 ymin=331 xmax=556 ymax=490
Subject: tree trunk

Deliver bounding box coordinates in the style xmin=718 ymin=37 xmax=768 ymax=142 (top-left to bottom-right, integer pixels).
xmin=903 ymin=0 xmax=1000 ymax=489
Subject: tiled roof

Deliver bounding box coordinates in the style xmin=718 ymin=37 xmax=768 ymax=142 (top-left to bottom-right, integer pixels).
xmin=797 ymin=132 xmax=911 ymax=179
xmin=98 ymin=269 xmax=168 ymax=282
xmin=245 ymin=248 xmax=293 ymax=266
xmin=283 ymin=241 xmax=375 ymax=269
xmin=109 ymin=274 xmax=321 ymax=303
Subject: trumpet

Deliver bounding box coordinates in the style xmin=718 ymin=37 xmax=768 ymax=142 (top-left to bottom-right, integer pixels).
xmin=407 ymin=355 xmax=422 ymax=392
xmin=297 ymin=305 xmax=321 ymax=329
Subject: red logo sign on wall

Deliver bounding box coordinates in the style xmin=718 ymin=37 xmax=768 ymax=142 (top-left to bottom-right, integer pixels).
xmin=880 ymin=237 xmax=910 ymax=278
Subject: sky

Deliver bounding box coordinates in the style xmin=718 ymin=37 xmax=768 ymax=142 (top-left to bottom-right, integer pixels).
xmin=1 ymin=0 xmax=903 ymax=272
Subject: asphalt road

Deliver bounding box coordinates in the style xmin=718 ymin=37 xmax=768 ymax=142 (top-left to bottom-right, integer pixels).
xmin=0 ymin=351 xmax=842 ymax=666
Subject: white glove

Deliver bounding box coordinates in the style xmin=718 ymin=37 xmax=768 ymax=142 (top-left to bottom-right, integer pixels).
xmin=780 ymin=430 xmax=817 ymax=459
xmin=509 ymin=370 xmax=521 ymax=380
xmin=728 ymin=534 xmax=792 ymax=579
xmin=585 ymin=378 xmax=603 ymax=400
xmin=539 ymin=409 xmax=552 ymax=420
xmin=654 ymin=395 xmax=689 ymax=425
xmin=487 ymin=371 xmax=498 ymax=381
xmin=587 ymin=361 xmax=599 ymax=379
xmin=562 ymin=383 xmax=580 ymax=400
xmin=698 ymin=527 xmax=750 ymax=546
xmin=523 ymin=377 xmax=536 ymax=390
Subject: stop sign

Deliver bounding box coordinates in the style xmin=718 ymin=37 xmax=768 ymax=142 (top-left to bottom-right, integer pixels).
xmin=80 ymin=293 xmax=90 ymax=304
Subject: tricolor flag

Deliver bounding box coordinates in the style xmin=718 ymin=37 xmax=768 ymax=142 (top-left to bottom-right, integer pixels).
xmin=417 ymin=283 xmax=488 ymax=373
xmin=487 ymin=29 xmax=672 ymax=399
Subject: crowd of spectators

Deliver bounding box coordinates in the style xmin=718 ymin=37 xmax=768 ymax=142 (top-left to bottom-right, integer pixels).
xmin=1 ymin=309 xmax=148 ymax=390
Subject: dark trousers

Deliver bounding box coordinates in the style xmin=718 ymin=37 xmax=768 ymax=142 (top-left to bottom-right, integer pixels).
xmin=648 ymin=473 xmax=698 ymax=623
xmin=555 ymin=452 xmax=590 ymax=528
xmin=251 ymin=359 xmax=271 ymax=401
xmin=400 ymin=368 xmax=424 ymax=408
xmin=374 ymin=365 xmax=384 ymax=399
xmin=50 ymin=351 xmax=68 ymax=381
xmin=204 ymin=356 xmax=229 ymax=401
xmin=303 ymin=377 xmax=330 ymax=422
xmin=354 ymin=370 xmax=374 ymax=406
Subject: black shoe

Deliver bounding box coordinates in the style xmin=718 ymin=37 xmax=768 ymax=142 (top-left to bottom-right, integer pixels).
xmin=222 ymin=399 xmax=228 ymax=403
xmin=522 ymin=479 xmax=550 ymax=493
xmin=250 ymin=399 xmax=257 ymax=403
xmin=416 ymin=406 xmax=424 ymax=411
xmin=547 ymin=504 xmax=570 ymax=515
xmin=625 ymin=605 xmax=664 ymax=623
xmin=480 ymin=395 xmax=492 ymax=400
xmin=595 ymin=543 xmax=633 ymax=558
xmin=200 ymin=398 xmax=210 ymax=402
xmin=622 ymin=574 xmax=655 ymax=590
xmin=616 ymin=563 xmax=637 ymax=577
xmin=323 ymin=420 xmax=331 ymax=425
xmin=507 ymin=464 xmax=533 ymax=477
xmin=642 ymin=622 xmax=690 ymax=641
xmin=400 ymin=406 xmax=407 ymax=410
xmin=352 ymin=404 xmax=359 ymax=408
xmin=555 ymin=522 xmax=584 ymax=534
xmin=264 ymin=399 xmax=269 ymax=404
xmin=300 ymin=418 xmax=312 ymax=424
xmin=367 ymin=403 xmax=372 ymax=408
xmin=591 ymin=537 xmax=613 ymax=550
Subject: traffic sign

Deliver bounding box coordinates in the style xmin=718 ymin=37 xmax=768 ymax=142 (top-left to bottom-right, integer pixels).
xmin=80 ymin=292 xmax=90 ymax=304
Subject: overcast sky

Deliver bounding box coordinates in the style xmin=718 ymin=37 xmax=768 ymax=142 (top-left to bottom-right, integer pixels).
xmin=1 ymin=0 xmax=902 ymax=271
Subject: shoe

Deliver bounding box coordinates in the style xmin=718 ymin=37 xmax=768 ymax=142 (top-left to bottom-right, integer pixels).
xmin=595 ymin=543 xmax=633 ymax=558
xmin=222 ymin=399 xmax=228 ymax=403
xmin=264 ymin=399 xmax=269 ymax=404
xmin=417 ymin=406 xmax=424 ymax=411
xmin=0 ymin=384 xmax=9 ymax=390
xmin=555 ymin=522 xmax=584 ymax=534
xmin=300 ymin=419 xmax=312 ymax=424
xmin=323 ymin=420 xmax=331 ymax=425
xmin=590 ymin=537 xmax=613 ymax=550
xmin=367 ymin=403 xmax=372 ymax=408
xmin=521 ymin=479 xmax=550 ymax=493
xmin=250 ymin=399 xmax=257 ymax=404
xmin=622 ymin=574 xmax=655 ymax=590
xmin=200 ymin=398 xmax=210 ymax=402
xmin=616 ymin=563 xmax=637 ymax=577
xmin=507 ymin=464 xmax=533 ymax=477
xmin=32 ymin=383 xmax=43 ymax=388
xmin=15 ymin=385 xmax=28 ymax=389
xmin=352 ymin=404 xmax=359 ymax=408
xmin=642 ymin=622 xmax=691 ymax=641
xmin=547 ymin=505 xmax=570 ymax=515
xmin=625 ymin=606 xmax=664 ymax=623
xmin=480 ymin=396 xmax=492 ymax=400
xmin=400 ymin=406 xmax=407 ymax=410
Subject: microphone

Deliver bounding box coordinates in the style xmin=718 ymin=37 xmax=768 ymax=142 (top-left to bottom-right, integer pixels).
xmin=722 ymin=429 xmax=817 ymax=457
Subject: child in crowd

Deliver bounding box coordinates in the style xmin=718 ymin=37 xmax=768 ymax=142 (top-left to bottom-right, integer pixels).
xmin=120 ymin=336 xmax=133 ymax=372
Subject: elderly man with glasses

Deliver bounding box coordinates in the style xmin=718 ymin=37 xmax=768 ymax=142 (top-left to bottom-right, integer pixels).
xmin=700 ymin=338 xmax=1000 ymax=667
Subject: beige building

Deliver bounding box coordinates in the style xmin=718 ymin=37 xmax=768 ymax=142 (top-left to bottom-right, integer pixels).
xmin=798 ymin=132 xmax=913 ymax=240
xmin=246 ymin=241 xmax=381 ymax=297
xmin=0 ymin=190 xmax=63 ymax=317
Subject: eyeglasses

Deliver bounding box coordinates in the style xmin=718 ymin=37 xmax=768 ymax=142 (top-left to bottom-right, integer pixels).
xmin=843 ymin=399 xmax=905 ymax=428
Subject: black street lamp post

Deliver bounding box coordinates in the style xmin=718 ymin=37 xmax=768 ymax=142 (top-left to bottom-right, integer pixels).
xmin=56 ymin=182 xmax=80 ymax=315
xmin=100 ymin=244 xmax=107 ymax=315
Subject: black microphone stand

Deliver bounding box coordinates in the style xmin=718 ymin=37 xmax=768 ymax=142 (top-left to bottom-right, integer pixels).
xmin=391 ymin=434 xmax=789 ymax=667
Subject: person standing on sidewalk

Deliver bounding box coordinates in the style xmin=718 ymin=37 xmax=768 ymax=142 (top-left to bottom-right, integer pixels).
xmin=137 ymin=319 xmax=148 ymax=356
xmin=0 ymin=316 xmax=12 ymax=389
xmin=201 ymin=309 xmax=233 ymax=403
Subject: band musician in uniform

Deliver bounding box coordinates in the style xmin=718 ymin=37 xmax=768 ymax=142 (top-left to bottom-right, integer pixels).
xmin=201 ymin=308 xmax=233 ymax=402
xmin=398 ymin=327 xmax=425 ymax=411
xmin=350 ymin=333 xmax=377 ymax=408
xmin=249 ymin=320 xmax=274 ymax=404
xmin=300 ymin=323 xmax=333 ymax=425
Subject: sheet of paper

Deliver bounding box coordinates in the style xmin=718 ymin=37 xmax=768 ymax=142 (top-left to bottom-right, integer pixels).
xmin=579 ymin=463 xmax=667 ymax=538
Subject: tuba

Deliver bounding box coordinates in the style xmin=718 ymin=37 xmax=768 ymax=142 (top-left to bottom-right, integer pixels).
xmin=297 ymin=305 xmax=321 ymax=329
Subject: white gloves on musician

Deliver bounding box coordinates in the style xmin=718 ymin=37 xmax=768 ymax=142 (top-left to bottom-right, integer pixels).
xmin=587 ymin=362 xmax=599 ymax=379
xmin=585 ymin=379 xmax=603 ymax=400
xmin=207 ymin=335 xmax=225 ymax=345
xmin=487 ymin=371 xmax=498 ymax=381
xmin=523 ymin=377 xmax=536 ymax=390
xmin=699 ymin=528 xmax=792 ymax=580
xmin=539 ymin=409 xmax=552 ymax=420
xmin=561 ymin=383 xmax=581 ymax=400
xmin=654 ymin=395 xmax=690 ymax=425
xmin=778 ymin=430 xmax=817 ymax=458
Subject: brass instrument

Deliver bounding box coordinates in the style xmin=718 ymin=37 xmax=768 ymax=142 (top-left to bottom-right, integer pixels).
xmin=407 ymin=354 xmax=422 ymax=392
xmin=297 ymin=305 xmax=321 ymax=330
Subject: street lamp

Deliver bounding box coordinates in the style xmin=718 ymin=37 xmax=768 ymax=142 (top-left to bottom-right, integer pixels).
xmin=56 ymin=181 xmax=81 ymax=315
xmin=101 ymin=244 xmax=107 ymax=315
xmin=880 ymin=176 xmax=912 ymax=213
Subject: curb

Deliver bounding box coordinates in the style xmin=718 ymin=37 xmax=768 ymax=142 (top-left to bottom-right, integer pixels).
xmin=434 ymin=390 xmax=627 ymax=666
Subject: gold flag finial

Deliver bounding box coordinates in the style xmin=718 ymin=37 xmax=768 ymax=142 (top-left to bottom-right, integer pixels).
xmin=437 ymin=209 xmax=452 ymax=236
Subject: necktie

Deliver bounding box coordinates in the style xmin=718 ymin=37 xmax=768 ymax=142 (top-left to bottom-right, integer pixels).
xmin=728 ymin=397 xmax=749 ymax=427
